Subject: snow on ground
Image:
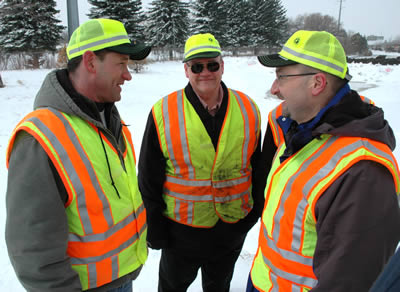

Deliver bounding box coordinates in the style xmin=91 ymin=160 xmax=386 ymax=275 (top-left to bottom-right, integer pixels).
xmin=0 ymin=56 xmax=399 ymax=291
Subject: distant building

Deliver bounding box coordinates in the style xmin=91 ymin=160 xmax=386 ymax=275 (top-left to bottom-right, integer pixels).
xmin=367 ymin=35 xmax=384 ymax=41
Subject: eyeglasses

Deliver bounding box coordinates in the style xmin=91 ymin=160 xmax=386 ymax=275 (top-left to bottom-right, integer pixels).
xmin=187 ymin=62 xmax=220 ymax=74
xmin=277 ymin=72 xmax=317 ymax=81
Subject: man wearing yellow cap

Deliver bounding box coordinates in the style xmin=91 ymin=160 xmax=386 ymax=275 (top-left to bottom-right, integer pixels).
xmin=138 ymin=33 xmax=262 ymax=291
xmin=247 ymin=30 xmax=400 ymax=292
xmin=5 ymin=19 xmax=151 ymax=291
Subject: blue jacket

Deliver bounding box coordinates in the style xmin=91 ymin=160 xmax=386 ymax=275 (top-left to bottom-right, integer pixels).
xmin=370 ymin=248 xmax=400 ymax=292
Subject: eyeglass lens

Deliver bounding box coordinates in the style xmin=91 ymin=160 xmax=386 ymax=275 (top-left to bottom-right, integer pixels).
xmin=190 ymin=62 xmax=220 ymax=74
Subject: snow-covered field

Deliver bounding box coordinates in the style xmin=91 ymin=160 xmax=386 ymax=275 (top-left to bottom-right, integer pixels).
xmin=0 ymin=55 xmax=399 ymax=291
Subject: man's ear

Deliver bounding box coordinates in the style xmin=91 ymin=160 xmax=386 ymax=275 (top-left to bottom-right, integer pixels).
xmin=310 ymin=72 xmax=328 ymax=96
xmin=82 ymin=51 xmax=97 ymax=73
xmin=184 ymin=63 xmax=190 ymax=78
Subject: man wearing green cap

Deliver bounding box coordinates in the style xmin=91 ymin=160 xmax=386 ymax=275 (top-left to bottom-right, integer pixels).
xmin=247 ymin=30 xmax=400 ymax=291
xmin=5 ymin=19 xmax=151 ymax=291
xmin=138 ymin=32 xmax=263 ymax=292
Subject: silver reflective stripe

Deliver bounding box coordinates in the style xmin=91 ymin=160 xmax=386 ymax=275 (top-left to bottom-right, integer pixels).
xmin=231 ymin=90 xmax=250 ymax=175
xmin=27 ymin=115 xmax=93 ymax=234
xmin=184 ymin=45 xmax=220 ymax=58
xmin=112 ymin=255 xmax=119 ymax=281
xmin=163 ymin=96 xmax=181 ymax=174
xmin=88 ymin=263 xmax=97 ymax=289
xmin=175 ymin=200 xmax=181 ymax=221
xmin=164 ymin=188 xmax=213 ymax=201
xmin=213 ymin=175 xmax=249 ymax=188
xmin=69 ymin=204 xmax=145 ymax=243
xmin=174 ymin=200 xmax=194 ymax=224
xmin=187 ymin=201 xmax=194 ymax=224
xmin=293 ymin=138 xmax=396 ymax=252
xmin=363 ymin=96 xmax=372 ymax=104
xmin=262 ymin=250 xmax=318 ymax=287
xmin=265 ymin=226 xmax=313 ymax=266
xmin=270 ymin=272 xmax=279 ymax=292
xmin=166 ymin=175 xmax=211 ymax=187
xmin=272 ymin=137 xmax=336 ymax=251
xmin=214 ymin=190 xmax=248 ymax=203
xmin=177 ymin=91 xmax=195 ymax=179
xmin=282 ymin=45 xmax=344 ymax=74
xmin=70 ymin=223 xmax=147 ymax=265
xmin=69 ymin=35 xmax=129 ymax=55
xmin=292 ymin=284 xmax=302 ymax=292
xmin=49 ymin=109 xmax=113 ymax=228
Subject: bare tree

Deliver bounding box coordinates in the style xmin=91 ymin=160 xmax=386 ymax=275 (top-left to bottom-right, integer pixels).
xmin=288 ymin=13 xmax=346 ymax=36
xmin=0 ymin=73 xmax=4 ymax=88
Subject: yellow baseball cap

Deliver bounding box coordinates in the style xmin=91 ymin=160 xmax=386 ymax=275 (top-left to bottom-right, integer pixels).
xmin=183 ymin=33 xmax=221 ymax=62
xmin=67 ymin=18 xmax=151 ymax=61
xmin=258 ymin=30 xmax=351 ymax=80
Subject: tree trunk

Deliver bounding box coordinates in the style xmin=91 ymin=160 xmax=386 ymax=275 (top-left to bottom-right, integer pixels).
xmin=0 ymin=73 xmax=4 ymax=88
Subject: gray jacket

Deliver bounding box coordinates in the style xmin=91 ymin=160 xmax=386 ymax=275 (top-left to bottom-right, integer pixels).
xmin=6 ymin=69 xmax=141 ymax=292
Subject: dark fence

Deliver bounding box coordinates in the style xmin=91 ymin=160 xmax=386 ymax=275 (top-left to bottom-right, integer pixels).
xmin=348 ymin=55 xmax=400 ymax=65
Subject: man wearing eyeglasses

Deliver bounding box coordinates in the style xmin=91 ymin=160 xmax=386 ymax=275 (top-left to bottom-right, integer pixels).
xmin=138 ymin=33 xmax=262 ymax=292
xmin=247 ymin=30 xmax=400 ymax=292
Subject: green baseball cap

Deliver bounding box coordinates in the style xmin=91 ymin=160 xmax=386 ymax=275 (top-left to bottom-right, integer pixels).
xmin=258 ymin=30 xmax=352 ymax=80
xmin=67 ymin=18 xmax=151 ymax=61
xmin=183 ymin=33 xmax=221 ymax=63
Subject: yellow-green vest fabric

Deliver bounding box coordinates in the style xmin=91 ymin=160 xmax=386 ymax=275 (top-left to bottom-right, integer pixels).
xmin=250 ymin=134 xmax=400 ymax=291
xmin=6 ymin=108 xmax=148 ymax=290
xmin=152 ymin=89 xmax=261 ymax=227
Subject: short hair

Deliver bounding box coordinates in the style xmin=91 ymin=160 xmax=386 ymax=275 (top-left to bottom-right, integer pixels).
xmin=67 ymin=49 xmax=109 ymax=73
xmin=297 ymin=64 xmax=348 ymax=93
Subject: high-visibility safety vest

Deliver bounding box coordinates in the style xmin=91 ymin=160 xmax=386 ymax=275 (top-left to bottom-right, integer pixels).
xmin=250 ymin=134 xmax=400 ymax=291
xmin=152 ymin=88 xmax=261 ymax=227
xmin=6 ymin=108 xmax=148 ymax=290
xmin=268 ymin=95 xmax=375 ymax=148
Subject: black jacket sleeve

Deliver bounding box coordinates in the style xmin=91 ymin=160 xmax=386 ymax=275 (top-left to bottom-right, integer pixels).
xmin=138 ymin=111 xmax=168 ymax=250
xmin=311 ymin=160 xmax=400 ymax=291
xmin=6 ymin=133 xmax=82 ymax=292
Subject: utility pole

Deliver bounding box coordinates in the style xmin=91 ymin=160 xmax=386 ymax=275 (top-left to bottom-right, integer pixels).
xmin=67 ymin=0 xmax=80 ymax=40
xmin=337 ymin=0 xmax=343 ymax=32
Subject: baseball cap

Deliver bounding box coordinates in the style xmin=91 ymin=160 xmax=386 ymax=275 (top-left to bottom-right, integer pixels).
xmin=67 ymin=18 xmax=151 ymax=61
xmin=183 ymin=33 xmax=221 ymax=63
xmin=258 ymin=30 xmax=352 ymax=80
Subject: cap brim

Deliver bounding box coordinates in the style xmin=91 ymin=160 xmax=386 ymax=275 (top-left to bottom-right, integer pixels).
xmin=107 ymin=43 xmax=152 ymax=61
xmin=257 ymin=54 xmax=298 ymax=67
xmin=183 ymin=51 xmax=221 ymax=63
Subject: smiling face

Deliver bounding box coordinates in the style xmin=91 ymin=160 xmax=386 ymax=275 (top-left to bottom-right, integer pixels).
xmin=184 ymin=56 xmax=224 ymax=99
xmin=93 ymin=51 xmax=132 ymax=103
xmin=270 ymin=64 xmax=319 ymax=123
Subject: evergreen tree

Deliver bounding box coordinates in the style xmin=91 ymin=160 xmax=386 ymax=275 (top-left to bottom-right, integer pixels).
xmin=190 ymin=0 xmax=219 ymax=34
xmin=88 ymin=0 xmax=147 ymax=42
xmin=220 ymin=0 xmax=251 ymax=50
xmin=146 ymin=0 xmax=189 ymax=60
xmin=0 ymin=0 xmax=64 ymax=68
xmin=248 ymin=0 xmax=288 ymax=53
xmin=190 ymin=0 xmax=230 ymax=48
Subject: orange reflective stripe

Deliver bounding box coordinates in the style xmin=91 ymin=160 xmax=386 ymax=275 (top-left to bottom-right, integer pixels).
xmin=259 ymin=230 xmax=316 ymax=286
xmin=255 ymin=135 xmax=399 ymax=290
xmin=121 ymin=122 xmax=135 ymax=161
xmin=19 ymin=110 xmax=111 ymax=233
xmin=231 ymin=90 xmax=260 ymax=167
xmin=163 ymin=90 xmax=194 ymax=177
xmin=7 ymin=108 xmax=147 ymax=290
xmin=360 ymin=95 xmax=375 ymax=105
xmin=96 ymin=257 xmax=113 ymax=288
xmin=68 ymin=207 xmax=146 ymax=259
xmin=269 ymin=103 xmax=284 ymax=147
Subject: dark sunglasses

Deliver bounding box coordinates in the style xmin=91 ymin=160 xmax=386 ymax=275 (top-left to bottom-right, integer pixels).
xmin=188 ymin=62 xmax=220 ymax=74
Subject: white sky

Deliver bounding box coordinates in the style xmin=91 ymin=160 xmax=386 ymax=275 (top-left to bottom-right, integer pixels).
xmin=1 ymin=54 xmax=400 ymax=291
xmin=56 ymin=0 xmax=400 ymax=40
